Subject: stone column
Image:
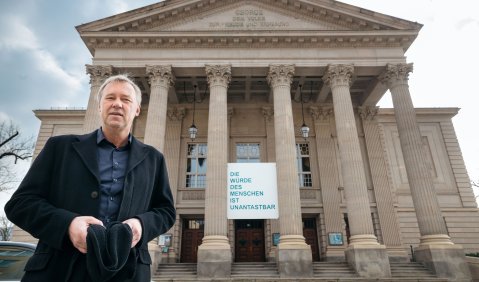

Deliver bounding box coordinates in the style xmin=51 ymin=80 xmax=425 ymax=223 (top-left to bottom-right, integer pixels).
xmin=310 ymin=105 xmax=345 ymax=261
xmin=267 ymin=65 xmax=312 ymax=278
xmin=144 ymin=65 xmax=174 ymax=152
xmin=162 ymin=107 xmax=185 ymax=263
xmin=323 ymin=64 xmax=389 ymax=278
xmin=358 ymin=106 xmax=408 ymax=262
xmin=262 ymin=107 xmax=279 ymax=261
xmin=197 ymin=65 xmax=232 ymax=278
xmin=83 ymin=65 xmax=112 ymax=133
xmin=380 ymin=63 xmax=471 ymax=280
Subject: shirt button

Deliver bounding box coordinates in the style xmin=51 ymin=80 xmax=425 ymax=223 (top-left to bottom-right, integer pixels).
xmin=110 ymin=197 xmax=114 ymax=201
xmin=114 ymin=162 xmax=119 ymax=167
xmin=113 ymin=178 xmax=118 ymax=182
xmin=90 ymin=191 xmax=99 ymax=199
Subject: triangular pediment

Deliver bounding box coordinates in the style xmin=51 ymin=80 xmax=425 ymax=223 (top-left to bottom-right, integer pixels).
xmin=149 ymin=2 xmax=346 ymax=32
xmin=76 ymin=0 xmax=422 ymax=54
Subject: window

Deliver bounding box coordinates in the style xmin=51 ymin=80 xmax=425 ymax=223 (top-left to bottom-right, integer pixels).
xmin=236 ymin=143 xmax=260 ymax=163
xmin=186 ymin=144 xmax=207 ymax=188
xmin=296 ymin=143 xmax=312 ymax=187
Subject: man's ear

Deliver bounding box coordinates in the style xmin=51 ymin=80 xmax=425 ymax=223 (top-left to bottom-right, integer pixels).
xmin=135 ymin=105 xmax=140 ymax=116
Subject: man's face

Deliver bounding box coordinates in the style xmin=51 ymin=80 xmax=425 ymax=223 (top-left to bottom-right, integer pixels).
xmin=99 ymin=81 xmax=140 ymax=132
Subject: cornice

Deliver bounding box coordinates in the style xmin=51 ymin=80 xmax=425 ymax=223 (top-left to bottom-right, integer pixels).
xmin=82 ymin=30 xmax=417 ymax=52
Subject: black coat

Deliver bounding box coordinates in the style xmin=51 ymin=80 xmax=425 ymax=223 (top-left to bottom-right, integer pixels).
xmin=5 ymin=130 xmax=176 ymax=282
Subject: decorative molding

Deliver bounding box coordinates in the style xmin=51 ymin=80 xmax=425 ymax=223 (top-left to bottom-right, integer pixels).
xmin=228 ymin=107 xmax=234 ymax=119
xmin=379 ymin=63 xmax=413 ymax=88
xmin=323 ymin=64 xmax=354 ymax=88
xmin=358 ymin=106 xmax=379 ymax=121
xmin=310 ymin=105 xmax=333 ymax=121
xmin=300 ymin=189 xmax=316 ymax=200
xmin=205 ymin=64 xmax=232 ymax=88
xmin=167 ymin=107 xmax=186 ymax=121
xmin=85 ymin=64 xmax=113 ymax=86
xmin=182 ymin=190 xmax=205 ymax=200
xmin=146 ymin=65 xmax=175 ymax=88
xmin=266 ymin=64 xmax=295 ymax=88
xmin=262 ymin=107 xmax=274 ymax=122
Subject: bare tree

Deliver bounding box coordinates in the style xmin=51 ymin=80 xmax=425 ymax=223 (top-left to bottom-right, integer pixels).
xmin=0 ymin=119 xmax=34 ymax=192
xmin=0 ymin=215 xmax=13 ymax=240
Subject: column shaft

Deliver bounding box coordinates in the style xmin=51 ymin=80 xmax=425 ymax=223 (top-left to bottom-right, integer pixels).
xmin=267 ymin=65 xmax=304 ymax=239
xmin=203 ymin=64 xmax=231 ymax=240
xmin=310 ymin=106 xmax=345 ymax=258
xmin=359 ymin=106 xmax=407 ymax=258
xmin=83 ymin=65 xmax=112 ymax=133
xmin=144 ymin=65 xmax=174 ymax=152
xmin=380 ymin=63 xmax=449 ymax=239
xmin=323 ymin=65 xmax=376 ymax=243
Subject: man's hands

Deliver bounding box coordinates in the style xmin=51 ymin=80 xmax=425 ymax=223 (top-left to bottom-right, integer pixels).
xmin=68 ymin=216 xmax=142 ymax=253
xmin=123 ymin=218 xmax=142 ymax=248
xmin=68 ymin=216 xmax=103 ymax=253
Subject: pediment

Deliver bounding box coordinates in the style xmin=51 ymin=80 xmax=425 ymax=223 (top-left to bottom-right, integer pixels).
xmin=76 ymin=0 xmax=422 ymax=54
xmin=149 ymin=2 xmax=345 ymax=32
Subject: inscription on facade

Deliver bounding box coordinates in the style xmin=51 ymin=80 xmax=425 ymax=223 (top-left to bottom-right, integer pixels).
xmin=209 ymin=9 xmax=289 ymax=29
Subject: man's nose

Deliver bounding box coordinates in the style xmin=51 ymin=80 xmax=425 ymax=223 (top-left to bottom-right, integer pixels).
xmin=112 ymin=99 xmax=123 ymax=108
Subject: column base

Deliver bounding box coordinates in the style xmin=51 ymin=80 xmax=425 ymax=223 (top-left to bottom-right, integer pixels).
xmin=276 ymin=235 xmax=313 ymax=278
xmin=387 ymin=246 xmax=410 ymax=263
xmin=197 ymin=235 xmax=232 ymax=278
xmin=345 ymin=235 xmax=391 ymax=278
xmin=415 ymin=235 xmax=472 ymax=281
xmin=324 ymin=246 xmax=346 ymax=262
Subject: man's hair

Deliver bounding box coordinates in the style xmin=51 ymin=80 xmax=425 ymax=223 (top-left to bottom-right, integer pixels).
xmin=97 ymin=74 xmax=142 ymax=105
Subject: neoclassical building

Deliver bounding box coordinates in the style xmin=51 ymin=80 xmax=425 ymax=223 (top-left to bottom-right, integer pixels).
xmin=15 ymin=0 xmax=479 ymax=280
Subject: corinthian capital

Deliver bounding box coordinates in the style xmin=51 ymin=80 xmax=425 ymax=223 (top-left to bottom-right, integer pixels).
xmin=167 ymin=107 xmax=186 ymax=121
xmin=266 ymin=64 xmax=295 ymax=88
xmin=310 ymin=105 xmax=333 ymax=121
xmin=379 ymin=63 xmax=413 ymax=88
xmin=86 ymin=64 xmax=113 ymax=86
xmin=357 ymin=106 xmax=379 ymax=121
xmin=146 ymin=65 xmax=175 ymax=88
xmin=323 ymin=64 xmax=354 ymax=88
xmin=205 ymin=65 xmax=232 ymax=88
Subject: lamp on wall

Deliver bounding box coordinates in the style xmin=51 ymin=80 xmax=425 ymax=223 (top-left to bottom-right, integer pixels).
xmin=299 ymin=84 xmax=310 ymax=139
xmin=188 ymin=84 xmax=198 ymax=141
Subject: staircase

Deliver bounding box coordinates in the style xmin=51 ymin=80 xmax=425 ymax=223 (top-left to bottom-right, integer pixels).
xmin=390 ymin=262 xmax=440 ymax=279
xmin=153 ymin=261 xmax=449 ymax=281
xmin=313 ymin=261 xmax=358 ymax=278
xmin=231 ymin=262 xmax=279 ymax=278
xmin=154 ymin=263 xmax=196 ymax=280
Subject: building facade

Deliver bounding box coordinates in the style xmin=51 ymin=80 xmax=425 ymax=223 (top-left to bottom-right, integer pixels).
xmin=15 ymin=0 xmax=479 ymax=279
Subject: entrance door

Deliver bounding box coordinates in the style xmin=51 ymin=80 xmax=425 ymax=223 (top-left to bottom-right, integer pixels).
xmin=235 ymin=220 xmax=265 ymax=262
xmin=181 ymin=219 xmax=204 ymax=263
xmin=303 ymin=218 xmax=320 ymax=261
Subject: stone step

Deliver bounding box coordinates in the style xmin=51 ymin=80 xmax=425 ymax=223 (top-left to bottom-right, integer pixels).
xmin=313 ymin=262 xmax=358 ymax=278
xmin=231 ymin=262 xmax=279 ymax=278
xmin=390 ymin=262 xmax=436 ymax=278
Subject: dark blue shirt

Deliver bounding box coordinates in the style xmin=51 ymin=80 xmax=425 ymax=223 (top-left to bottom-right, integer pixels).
xmin=96 ymin=129 xmax=131 ymax=225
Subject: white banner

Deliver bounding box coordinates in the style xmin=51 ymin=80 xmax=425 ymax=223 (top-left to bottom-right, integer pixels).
xmin=227 ymin=163 xmax=278 ymax=219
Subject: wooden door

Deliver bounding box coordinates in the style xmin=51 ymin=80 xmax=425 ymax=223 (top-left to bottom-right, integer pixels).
xmin=181 ymin=219 xmax=204 ymax=263
xmin=303 ymin=218 xmax=320 ymax=261
xmin=235 ymin=220 xmax=265 ymax=262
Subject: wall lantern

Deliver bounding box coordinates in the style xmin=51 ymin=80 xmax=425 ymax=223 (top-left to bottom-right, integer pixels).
xmin=188 ymin=84 xmax=198 ymax=141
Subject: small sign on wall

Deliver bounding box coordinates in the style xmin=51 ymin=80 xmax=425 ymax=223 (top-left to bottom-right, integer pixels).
xmin=227 ymin=163 xmax=279 ymax=219
xmin=328 ymin=232 xmax=344 ymax=246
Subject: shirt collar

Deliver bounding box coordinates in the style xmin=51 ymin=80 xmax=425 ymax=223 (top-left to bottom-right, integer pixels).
xmin=96 ymin=128 xmax=132 ymax=147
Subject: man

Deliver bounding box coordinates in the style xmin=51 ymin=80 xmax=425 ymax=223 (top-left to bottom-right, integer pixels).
xmin=5 ymin=74 xmax=175 ymax=281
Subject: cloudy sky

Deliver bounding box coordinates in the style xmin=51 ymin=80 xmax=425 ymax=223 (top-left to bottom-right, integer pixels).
xmin=0 ymin=0 xmax=478 ymax=209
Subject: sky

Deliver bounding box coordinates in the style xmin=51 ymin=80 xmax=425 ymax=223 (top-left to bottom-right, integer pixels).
xmin=0 ymin=0 xmax=478 ymax=210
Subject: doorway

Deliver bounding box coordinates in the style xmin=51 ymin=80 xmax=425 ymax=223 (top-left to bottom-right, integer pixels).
xmin=303 ymin=217 xmax=320 ymax=261
xmin=180 ymin=218 xmax=204 ymax=263
xmin=234 ymin=219 xmax=265 ymax=262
